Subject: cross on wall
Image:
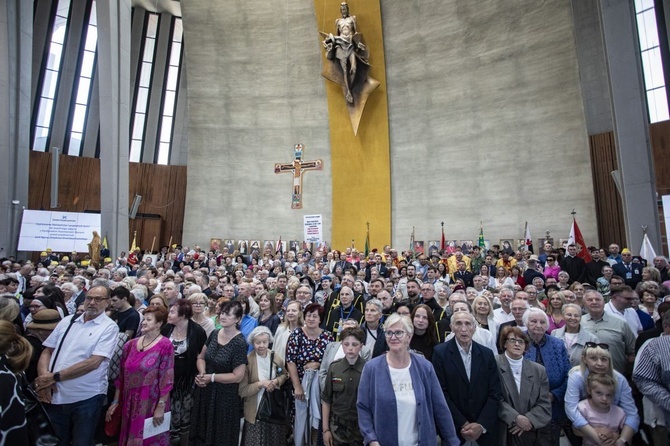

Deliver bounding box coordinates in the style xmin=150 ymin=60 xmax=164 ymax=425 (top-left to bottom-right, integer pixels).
xmin=274 ymin=144 xmax=323 ymax=209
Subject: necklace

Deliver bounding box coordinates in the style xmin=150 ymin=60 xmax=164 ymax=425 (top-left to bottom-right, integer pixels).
xmin=140 ymin=334 xmax=160 ymax=351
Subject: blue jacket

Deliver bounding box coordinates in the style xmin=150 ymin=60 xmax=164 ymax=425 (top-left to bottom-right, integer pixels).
xmin=357 ymin=352 xmax=459 ymax=446
xmin=524 ymin=334 xmax=570 ymax=420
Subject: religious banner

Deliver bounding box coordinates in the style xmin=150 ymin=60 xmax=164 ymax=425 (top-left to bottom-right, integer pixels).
xmin=304 ymin=214 xmax=323 ymax=244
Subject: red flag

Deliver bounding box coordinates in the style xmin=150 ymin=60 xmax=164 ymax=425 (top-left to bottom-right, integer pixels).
xmin=568 ymin=218 xmax=591 ymax=263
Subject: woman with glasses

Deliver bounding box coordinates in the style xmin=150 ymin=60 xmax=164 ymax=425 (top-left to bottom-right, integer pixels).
xmin=161 ymin=299 xmax=207 ymax=445
xmin=286 ymin=303 xmax=334 ymax=446
xmin=522 ymin=308 xmax=570 ymax=445
xmin=544 ymin=257 xmax=561 ymax=281
xmin=189 ymin=293 xmax=215 ymax=337
xmin=496 ymin=326 xmax=551 ymax=445
xmin=357 ymin=313 xmax=459 ymax=446
xmin=565 ymin=343 xmax=638 ymax=446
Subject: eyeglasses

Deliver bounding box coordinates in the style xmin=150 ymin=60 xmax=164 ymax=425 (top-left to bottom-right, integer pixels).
xmin=84 ymin=296 xmax=109 ymax=303
xmin=506 ymin=338 xmax=525 ymax=345
xmin=585 ymin=342 xmax=609 ymax=350
xmin=384 ymin=330 xmax=406 ymax=339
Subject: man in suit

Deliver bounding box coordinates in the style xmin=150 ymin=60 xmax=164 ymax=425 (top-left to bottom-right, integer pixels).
xmin=452 ymin=260 xmax=474 ymax=288
xmin=364 ymin=252 xmax=388 ymax=281
xmin=433 ymin=311 xmax=501 ymax=445
xmin=612 ymin=249 xmax=643 ymax=289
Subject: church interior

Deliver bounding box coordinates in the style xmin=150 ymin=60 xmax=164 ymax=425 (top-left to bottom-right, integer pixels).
xmin=1 ymin=0 xmax=669 ymax=259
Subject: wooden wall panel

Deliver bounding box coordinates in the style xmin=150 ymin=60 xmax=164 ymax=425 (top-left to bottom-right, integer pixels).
xmin=28 ymin=152 xmax=186 ymax=252
xmin=650 ymin=121 xmax=670 ymax=255
xmin=588 ymin=132 xmax=627 ymax=249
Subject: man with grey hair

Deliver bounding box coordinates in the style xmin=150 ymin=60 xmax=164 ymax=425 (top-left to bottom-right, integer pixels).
xmin=238 ymin=282 xmax=259 ymax=318
xmin=653 ymin=255 xmax=669 ymax=283
xmin=581 ymin=289 xmax=636 ymax=374
xmin=492 ymin=287 xmax=515 ymax=326
xmin=497 ymin=298 xmax=530 ymax=339
xmin=433 ymin=311 xmax=501 ymax=446
xmin=72 ymin=275 xmax=88 ymax=307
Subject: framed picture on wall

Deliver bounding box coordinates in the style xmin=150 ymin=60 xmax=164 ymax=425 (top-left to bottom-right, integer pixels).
xmin=413 ymin=241 xmax=425 ymax=254
xmin=499 ymin=239 xmax=514 ymax=255
xmin=223 ymin=239 xmax=235 ymax=253
xmin=210 ymin=238 xmax=222 ymax=251
xmin=516 ymin=239 xmax=529 ymax=252
xmin=263 ymin=240 xmax=275 ymax=253
xmin=446 ymin=240 xmax=458 ymax=254
xmin=237 ymin=240 xmax=248 ymax=255
xmin=538 ymin=238 xmax=554 ymax=255
xmin=459 ymin=240 xmax=473 ymax=254
xmin=428 ymin=240 xmax=440 ymax=256
xmin=289 ymin=240 xmax=299 ymax=253
xmin=249 ymin=240 xmax=261 ymax=254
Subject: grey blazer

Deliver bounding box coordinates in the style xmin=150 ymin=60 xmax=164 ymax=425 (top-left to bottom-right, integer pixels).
xmin=551 ymin=326 xmax=599 ymax=367
xmin=496 ymin=354 xmax=552 ymax=446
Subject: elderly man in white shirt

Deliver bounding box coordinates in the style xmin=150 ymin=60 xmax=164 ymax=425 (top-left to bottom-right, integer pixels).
xmin=604 ymin=285 xmax=643 ymax=336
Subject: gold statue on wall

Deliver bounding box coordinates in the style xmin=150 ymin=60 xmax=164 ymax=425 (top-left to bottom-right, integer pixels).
xmin=320 ymin=2 xmax=380 ymax=135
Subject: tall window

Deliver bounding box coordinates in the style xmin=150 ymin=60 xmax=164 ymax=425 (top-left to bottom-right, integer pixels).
xmin=33 ymin=0 xmax=72 ymax=151
xmin=66 ymin=0 xmax=97 ymax=156
xmin=156 ymin=18 xmax=183 ymax=165
xmin=635 ymin=0 xmax=669 ymax=123
xmin=129 ymin=13 xmax=159 ymax=163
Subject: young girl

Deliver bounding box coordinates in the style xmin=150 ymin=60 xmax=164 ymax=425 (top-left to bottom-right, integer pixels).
xmin=577 ymin=374 xmax=626 ymax=446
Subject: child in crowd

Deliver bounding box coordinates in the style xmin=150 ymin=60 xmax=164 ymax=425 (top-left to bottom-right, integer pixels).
xmin=577 ymin=373 xmax=626 ymax=446
xmin=321 ymin=327 xmax=367 ymax=446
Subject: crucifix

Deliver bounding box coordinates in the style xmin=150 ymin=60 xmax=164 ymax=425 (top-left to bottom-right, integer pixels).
xmin=274 ymin=144 xmax=323 ymax=209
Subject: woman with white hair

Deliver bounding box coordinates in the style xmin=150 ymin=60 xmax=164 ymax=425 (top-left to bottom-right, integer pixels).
xmin=59 ymin=282 xmax=78 ymax=314
xmin=550 ymin=303 xmax=599 ymax=367
xmin=239 ymin=326 xmax=289 ymax=445
xmin=357 ymin=313 xmax=459 ymax=446
xmin=522 ymin=307 xmax=571 ymax=445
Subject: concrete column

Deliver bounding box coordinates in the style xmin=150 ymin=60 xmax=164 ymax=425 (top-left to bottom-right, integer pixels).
xmin=0 ymin=0 xmax=32 ymax=259
xmin=599 ymin=0 xmax=662 ymax=251
xmin=97 ymin=0 xmax=131 ymax=258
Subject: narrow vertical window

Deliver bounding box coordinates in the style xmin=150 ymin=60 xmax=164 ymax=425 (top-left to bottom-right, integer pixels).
xmin=33 ymin=0 xmax=72 ymax=151
xmin=635 ymin=0 xmax=669 ymax=123
xmin=129 ymin=13 xmax=159 ymax=163
xmin=155 ymin=18 xmax=183 ymax=165
xmin=66 ymin=0 xmax=97 ymax=156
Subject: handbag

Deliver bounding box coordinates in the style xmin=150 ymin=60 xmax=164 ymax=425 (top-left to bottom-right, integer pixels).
xmin=255 ymin=352 xmax=290 ymax=425
xmin=21 ymin=375 xmax=60 ymax=446
xmin=104 ymin=404 xmax=122 ymax=437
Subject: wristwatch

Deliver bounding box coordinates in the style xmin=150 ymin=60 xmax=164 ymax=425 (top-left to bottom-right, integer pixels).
xmin=53 ymin=372 xmax=62 ymax=382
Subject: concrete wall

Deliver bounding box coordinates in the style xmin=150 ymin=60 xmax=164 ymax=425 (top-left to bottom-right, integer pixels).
xmin=181 ymin=0 xmax=598 ymax=249
xmin=382 ymin=0 xmax=597 ymax=248
xmin=180 ymin=0 xmax=332 ymax=245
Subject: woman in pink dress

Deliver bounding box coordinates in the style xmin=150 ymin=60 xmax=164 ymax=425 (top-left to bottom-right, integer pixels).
xmin=106 ymin=306 xmax=174 ymax=445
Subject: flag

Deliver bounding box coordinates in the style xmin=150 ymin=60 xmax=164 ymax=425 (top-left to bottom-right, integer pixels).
xmin=524 ymin=222 xmax=534 ymax=253
xmin=102 ymin=235 xmax=108 ymax=249
xmin=276 ymin=236 xmax=283 ymax=256
xmin=410 ymin=227 xmax=416 ymax=257
xmin=441 ymin=224 xmax=446 ymax=252
xmin=640 ymin=232 xmax=657 ymax=264
xmin=478 ymin=223 xmax=485 ymax=248
xmin=567 ymin=217 xmax=591 ymax=262
xmin=130 ymin=232 xmax=138 ymax=252
xmin=364 ymin=226 xmax=370 ymax=258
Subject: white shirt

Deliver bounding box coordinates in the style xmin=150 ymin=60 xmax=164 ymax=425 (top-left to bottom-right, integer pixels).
xmin=43 ymin=313 xmax=118 ymax=404
xmin=604 ymin=301 xmax=642 ymax=336
xmin=493 ymin=307 xmax=515 ymax=326
xmin=457 ymin=341 xmax=473 ymax=380
xmin=389 ymin=361 xmax=418 ymax=446
xmin=446 ymin=327 xmax=497 ymax=353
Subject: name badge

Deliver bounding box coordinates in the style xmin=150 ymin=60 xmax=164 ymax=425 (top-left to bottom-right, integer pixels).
xmin=626 ymin=272 xmax=632 ymax=279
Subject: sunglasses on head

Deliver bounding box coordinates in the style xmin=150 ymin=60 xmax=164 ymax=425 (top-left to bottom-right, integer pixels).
xmin=585 ymin=342 xmax=609 ymax=350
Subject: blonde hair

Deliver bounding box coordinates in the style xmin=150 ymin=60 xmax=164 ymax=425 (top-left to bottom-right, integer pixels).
xmin=0 ymin=298 xmax=20 ymax=323
xmin=280 ymin=300 xmax=304 ymax=329
xmin=0 ymin=320 xmax=32 ymax=373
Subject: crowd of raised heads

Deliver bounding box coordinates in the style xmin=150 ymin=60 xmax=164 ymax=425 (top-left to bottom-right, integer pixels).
xmin=1 ymin=241 xmax=670 ymax=446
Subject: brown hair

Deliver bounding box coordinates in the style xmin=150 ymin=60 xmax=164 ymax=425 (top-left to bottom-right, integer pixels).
xmin=0 ymin=320 xmax=32 ymax=373
xmin=144 ymin=305 xmax=168 ymax=325
xmin=499 ymin=325 xmax=529 ymax=352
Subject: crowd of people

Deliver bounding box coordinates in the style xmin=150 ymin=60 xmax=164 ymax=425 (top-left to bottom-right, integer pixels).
xmin=1 ymin=240 xmax=670 ymax=446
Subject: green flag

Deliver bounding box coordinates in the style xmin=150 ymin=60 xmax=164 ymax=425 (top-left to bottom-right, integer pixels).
xmin=478 ymin=224 xmax=485 ymax=248
xmin=364 ymin=226 xmax=370 ymax=258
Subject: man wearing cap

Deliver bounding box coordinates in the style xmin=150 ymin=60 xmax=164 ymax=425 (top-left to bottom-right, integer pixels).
xmin=24 ymin=308 xmax=62 ymax=382
xmin=523 ymin=255 xmax=545 ymax=286
xmin=39 ymin=251 xmax=50 ymax=267
xmin=613 ymin=249 xmax=643 ymax=289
